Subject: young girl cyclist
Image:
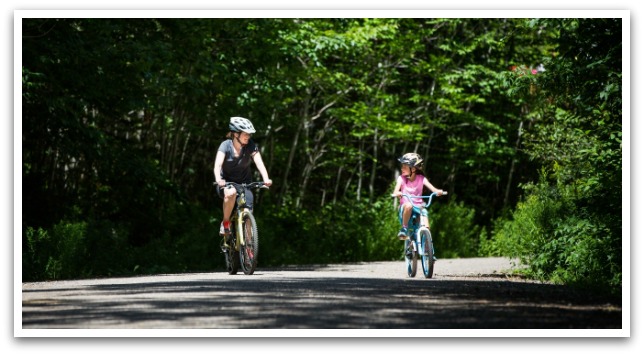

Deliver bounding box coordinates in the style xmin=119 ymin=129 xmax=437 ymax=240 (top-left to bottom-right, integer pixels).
xmin=391 ymin=153 xmax=445 ymax=240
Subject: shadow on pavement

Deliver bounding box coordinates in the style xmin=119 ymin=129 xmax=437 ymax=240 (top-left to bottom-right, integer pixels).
xmin=22 ymin=274 xmax=622 ymax=329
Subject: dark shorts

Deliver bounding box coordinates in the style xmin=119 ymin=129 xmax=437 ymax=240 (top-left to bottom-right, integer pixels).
xmin=217 ymin=185 xmax=254 ymax=209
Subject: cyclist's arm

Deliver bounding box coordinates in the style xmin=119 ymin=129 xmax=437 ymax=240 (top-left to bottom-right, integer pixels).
xmin=423 ymin=177 xmax=444 ymax=196
xmin=214 ymin=151 xmax=226 ymax=187
xmin=252 ymin=152 xmax=272 ymax=186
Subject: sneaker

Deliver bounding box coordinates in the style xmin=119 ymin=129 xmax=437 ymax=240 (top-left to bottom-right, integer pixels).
xmin=219 ymin=221 xmax=231 ymax=236
xmin=397 ymin=227 xmax=408 ymax=240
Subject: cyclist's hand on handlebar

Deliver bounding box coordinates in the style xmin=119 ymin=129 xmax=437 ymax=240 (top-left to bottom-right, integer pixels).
xmin=391 ymin=191 xmax=402 ymax=198
xmin=218 ymin=180 xmax=226 ymax=188
xmin=439 ymin=190 xmax=448 ymax=196
xmin=264 ymin=179 xmax=272 ymax=187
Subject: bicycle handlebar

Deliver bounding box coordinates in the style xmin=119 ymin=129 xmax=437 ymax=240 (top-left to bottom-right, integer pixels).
xmin=391 ymin=191 xmax=447 ymax=208
xmin=227 ymin=181 xmax=269 ymax=190
xmin=213 ymin=181 xmax=270 ymax=190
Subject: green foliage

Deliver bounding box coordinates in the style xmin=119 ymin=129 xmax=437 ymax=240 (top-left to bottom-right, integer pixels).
xmin=482 ymin=18 xmax=622 ymax=297
xmin=257 ymin=193 xmax=402 ymax=266
xmin=22 ymin=203 xmax=224 ymax=280
xmin=23 ymin=227 xmax=53 ymax=280
xmin=257 ymin=191 xmax=481 ymax=266
xmin=482 ymin=177 xmax=621 ymax=296
xmin=430 ymin=199 xmax=479 ymax=258
xmin=22 ymin=189 xmax=487 ymax=281
xmin=23 ymin=219 xmax=133 ymax=281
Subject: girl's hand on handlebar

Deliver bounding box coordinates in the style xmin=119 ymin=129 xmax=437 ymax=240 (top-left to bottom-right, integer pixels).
xmin=264 ymin=179 xmax=273 ymax=187
xmin=218 ymin=180 xmax=226 ymax=188
xmin=439 ymin=190 xmax=448 ymax=196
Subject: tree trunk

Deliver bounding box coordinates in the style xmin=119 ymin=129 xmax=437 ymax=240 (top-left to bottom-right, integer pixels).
xmin=368 ymin=127 xmax=378 ymax=203
xmin=357 ymin=138 xmax=364 ymax=201
xmin=504 ymin=120 xmax=523 ymax=208
xmin=278 ymin=117 xmax=304 ymax=206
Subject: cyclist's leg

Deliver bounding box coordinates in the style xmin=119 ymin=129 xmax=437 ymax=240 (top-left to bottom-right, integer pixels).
xmin=221 ymin=186 xmax=236 ymax=235
xmin=222 ymin=186 xmax=236 ymax=218
xmin=400 ymin=203 xmax=413 ymax=227
xmin=398 ymin=204 xmax=407 ymax=225
xmin=398 ymin=203 xmax=413 ymax=239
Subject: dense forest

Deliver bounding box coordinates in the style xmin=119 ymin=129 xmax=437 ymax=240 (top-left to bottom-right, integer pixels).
xmin=21 ymin=18 xmax=623 ymax=296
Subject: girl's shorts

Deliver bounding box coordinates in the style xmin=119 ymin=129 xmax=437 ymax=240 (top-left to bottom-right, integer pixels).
xmin=398 ymin=204 xmax=427 ymax=223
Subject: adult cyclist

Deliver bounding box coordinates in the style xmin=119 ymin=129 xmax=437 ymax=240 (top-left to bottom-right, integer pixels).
xmin=213 ymin=117 xmax=272 ymax=237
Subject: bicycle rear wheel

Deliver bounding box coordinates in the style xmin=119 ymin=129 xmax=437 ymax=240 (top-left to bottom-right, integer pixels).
xmin=419 ymin=228 xmax=434 ymax=278
xmin=239 ymin=211 xmax=259 ymax=275
xmin=404 ymin=238 xmax=418 ymax=277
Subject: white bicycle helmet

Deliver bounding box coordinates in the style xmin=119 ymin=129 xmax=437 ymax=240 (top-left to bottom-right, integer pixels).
xmin=398 ymin=152 xmax=423 ymax=168
xmin=229 ymin=116 xmax=256 ymax=134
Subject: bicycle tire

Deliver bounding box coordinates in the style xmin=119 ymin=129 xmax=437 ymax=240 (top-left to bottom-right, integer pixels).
xmin=239 ymin=211 xmax=259 ymax=275
xmin=226 ymin=226 xmax=240 ymax=275
xmin=419 ymin=228 xmax=434 ymax=278
xmin=404 ymin=238 xmax=418 ymax=277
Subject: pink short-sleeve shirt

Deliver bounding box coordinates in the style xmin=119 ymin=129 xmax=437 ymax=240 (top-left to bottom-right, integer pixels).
xmin=397 ymin=175 xmax=428 ymax=206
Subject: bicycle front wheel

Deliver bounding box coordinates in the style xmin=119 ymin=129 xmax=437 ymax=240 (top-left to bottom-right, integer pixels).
xmin=404 ymin=238 xmax=418 ymax=278
xmin=225 ymin=233 xmax=240 ymax=275
xmin=239 ymin=210 xmax=259 ymax=275
xmin=419 ymin=228 xmax=434 ymax=278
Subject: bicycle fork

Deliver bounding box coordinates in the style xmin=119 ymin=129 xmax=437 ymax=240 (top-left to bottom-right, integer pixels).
xmin=409 ymin=227 xmax=433 ymax=255
xmin=234 ymin=208 xmax=251 ymax=249
xmin=416 ymin=228 xmax=431 ymax=256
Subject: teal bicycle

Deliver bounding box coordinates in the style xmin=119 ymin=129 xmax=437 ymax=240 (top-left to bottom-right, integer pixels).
xmin=393 ymin=192 xmax=447 ymax=278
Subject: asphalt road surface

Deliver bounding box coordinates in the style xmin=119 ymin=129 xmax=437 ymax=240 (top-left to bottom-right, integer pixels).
xmin=20 ymin=257 xmax=622 ymax=332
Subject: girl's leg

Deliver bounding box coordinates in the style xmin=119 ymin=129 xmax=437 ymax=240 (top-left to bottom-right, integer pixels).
xmin=401 ymin=203 xmax=413 ymax=227
xmin=398 ymin=203 xmax=414 ymax=239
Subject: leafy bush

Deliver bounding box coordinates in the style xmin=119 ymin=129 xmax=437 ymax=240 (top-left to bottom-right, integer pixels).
xmin=256 ymin=194 xmax=402 ymax=266
xmin=24 ymin=222 xmax=89 ymax=281
xmin=23 ymin=219 xmax=133 ymax=280
xmin=22 ymin=192 xmax=497 ymax=280
xmin=481 ymin=175 xmax=621 ymax=297
xmin=23 ymin=226 xmax=55 ymax=281
xmin=430 ymin=198 xmax=480 ymax=258
xmin=256 ymin=192 xmax=480 ymax=266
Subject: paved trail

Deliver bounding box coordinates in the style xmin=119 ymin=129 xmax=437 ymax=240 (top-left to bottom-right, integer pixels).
xmin=20 ymin=258 xmax=622 ymax=333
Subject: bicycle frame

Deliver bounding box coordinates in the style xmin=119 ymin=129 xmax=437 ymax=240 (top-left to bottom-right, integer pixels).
xmin=225 ymin=182 xmax=266 ymax=250
xmin=397 ymin=192 xmax=440 ymax=235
